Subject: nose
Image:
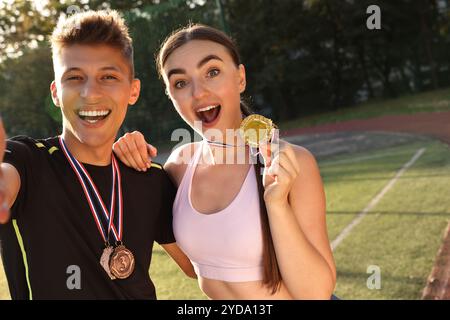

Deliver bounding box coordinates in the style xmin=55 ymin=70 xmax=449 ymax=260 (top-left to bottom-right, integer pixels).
xmin=80 ymin=78 xmax=103 ymax=101
xmin=191 ymin=79 xmax=209 ymax=100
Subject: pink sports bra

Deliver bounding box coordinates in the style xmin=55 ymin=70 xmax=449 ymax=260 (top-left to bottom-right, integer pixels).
xmin=173 ymin=141 xmax=264 ymax=282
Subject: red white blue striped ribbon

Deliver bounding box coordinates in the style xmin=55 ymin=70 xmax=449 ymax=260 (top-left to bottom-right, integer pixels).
xmin=58 ymin=137 xmax=123 ymax=243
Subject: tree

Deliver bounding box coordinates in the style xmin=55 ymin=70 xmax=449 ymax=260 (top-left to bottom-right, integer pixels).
xmin=0 ymin=44 xmax=58 ymax=137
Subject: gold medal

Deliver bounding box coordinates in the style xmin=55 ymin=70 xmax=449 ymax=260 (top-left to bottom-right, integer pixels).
xmin=100 ymin=246 xmax=116 ymax=280
xmin=239 ymin=114 xmax=277 ymax=147
xmin=109 ymin=245 xmax=135 ymax=279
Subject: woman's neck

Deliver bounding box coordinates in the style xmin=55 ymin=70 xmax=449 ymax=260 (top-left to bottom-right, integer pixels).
xmin=201 ymin=120 xmax=254 ymax=165
xmin=201 ymin=142 xmax=254 ymax=166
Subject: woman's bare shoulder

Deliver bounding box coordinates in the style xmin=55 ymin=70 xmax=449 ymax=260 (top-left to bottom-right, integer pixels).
xmin=287 ymin=143 xmax=318 ymax=167
xmin=163 ymin=142 xmax=202 ymax=186
xmin=280 ymin=142 xmax=321 ymax=183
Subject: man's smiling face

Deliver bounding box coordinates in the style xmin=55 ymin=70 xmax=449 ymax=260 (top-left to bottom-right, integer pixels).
xmin=51 ymin=44 xmax=140 ymax=148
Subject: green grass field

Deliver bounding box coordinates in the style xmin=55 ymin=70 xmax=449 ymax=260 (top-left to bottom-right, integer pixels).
xmin=322 ymin=139 xmax=450 ymax=299
xmin=0 ymin=138 xmax=448 ymax=300
xmin=145 ymin=138 xmax=450 ymax=300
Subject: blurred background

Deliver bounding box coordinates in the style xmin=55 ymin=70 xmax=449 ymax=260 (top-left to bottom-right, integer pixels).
xmin=0 ymin=0 xmax=449 ymax=145
xmin=0 ymin=0 xmax=450 ymax=300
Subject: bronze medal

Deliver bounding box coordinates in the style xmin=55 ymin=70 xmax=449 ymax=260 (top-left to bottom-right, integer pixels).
xmin=239 ymin=114 xmax=277 ymax=147
xmin=100 ymin=246 xmax=116 ymax=280
xmin=109 ymin=245 xmax=135 ymax=279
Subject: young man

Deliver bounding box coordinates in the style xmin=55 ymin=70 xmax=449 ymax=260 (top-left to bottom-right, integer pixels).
xmin=0 ymin=10 xmax=192 ymax=299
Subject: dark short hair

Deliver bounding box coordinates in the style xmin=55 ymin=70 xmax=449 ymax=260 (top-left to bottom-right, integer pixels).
xmin=51 ymin=10 xmax=134 ymax=79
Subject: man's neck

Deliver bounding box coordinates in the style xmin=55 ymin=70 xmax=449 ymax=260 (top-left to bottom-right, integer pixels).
xmin=61 ymin=131 xmax=113 ymax=166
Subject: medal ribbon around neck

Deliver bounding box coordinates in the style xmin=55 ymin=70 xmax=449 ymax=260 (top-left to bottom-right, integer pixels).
xmin=58 ymin=137 xmax=123 ymax=243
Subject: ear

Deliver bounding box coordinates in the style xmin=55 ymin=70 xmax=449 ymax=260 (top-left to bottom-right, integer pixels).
xmin=128 ymin=78 xmax=141 ymax=106
xmin=237 ymin=64 xmax=246 ymax=93
xmin=50 ymin=81 xmax=61 ymax=107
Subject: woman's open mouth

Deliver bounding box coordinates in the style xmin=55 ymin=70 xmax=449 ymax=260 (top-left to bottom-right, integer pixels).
xmin=77 ymin=110 xmax=111 ymax=124
xmin=196 ymin=105 xmax=221 ymax=125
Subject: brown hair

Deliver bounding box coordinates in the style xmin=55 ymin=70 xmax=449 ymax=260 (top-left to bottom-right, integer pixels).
xmin=157 ymin=24 xmax=282 ymax=294
xmin=51 ymin=10 xmax=134 ymax=79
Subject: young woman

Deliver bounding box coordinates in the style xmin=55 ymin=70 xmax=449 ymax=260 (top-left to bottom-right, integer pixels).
xmin=113 ymin=24 xmax=336 ymax=299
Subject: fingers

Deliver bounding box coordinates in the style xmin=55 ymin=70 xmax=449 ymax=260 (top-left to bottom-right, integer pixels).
xmin=0 ymin=169 xmax=10 ymax=224
xmin=0 ymin=119 xmax=10 ymax=223
xmin=0 ymin=206 xmax=10 ymax=224
xmin=259 ymin=142 xmax=272 ymax=166
xmin=113 ymin=139 xmax=131 ymax=167
xmin=266 ymin=146 xmax=300 ymax=183
xmin=265 ymin=159 xmax=296 ymax=197
xmin=280 ymin=144 xmax=300 ymax=174
xmin=267 ymin=154 xmax=292 ymax=179
xmin=147 ymin=144 xmax=157 ymax=159
xmin=130 ymin=135 xmax=151 ymax=170
xmin=259 ymin=133 xmax=282 ymax=167
xmin=263 ymin=156 xmax=292 ymax=191
xmin=114 ymin=141 xmax=138 ymax=170
xmin=113 ymin=131 xmax=153 ymax=171
xmin=0 ymin=117 xmax=6 ymax=163
xmin=112 ymin=146 xmax=130 ymax=167
xmin=262 ymin=166 xmax=276 ymax=189
xmin=0 ymin=193 xmax=10 ymax=224
xmin=259 ymin=140 xmax=278 ymax=167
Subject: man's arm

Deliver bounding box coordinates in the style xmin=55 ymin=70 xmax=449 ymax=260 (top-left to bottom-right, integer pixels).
xmin=0 ymin=119 xmax=21 ymax=224
xmin=160 ymin=243 xmax=196 ymax=279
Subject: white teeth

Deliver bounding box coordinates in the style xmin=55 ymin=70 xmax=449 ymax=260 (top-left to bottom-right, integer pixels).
xmin=86 ymin=119 xmax=98 ymax=124
xmin=197 ymin=105 xmax=218 ymax=112
xmin=78 ymin=110 xmax=110 ymax=117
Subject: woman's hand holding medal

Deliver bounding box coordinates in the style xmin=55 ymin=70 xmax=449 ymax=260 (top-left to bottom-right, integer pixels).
xmin=240 ymin=115 xmax=300 ymax=207
xmin=260 ymin=139 xmax=300 ymax=206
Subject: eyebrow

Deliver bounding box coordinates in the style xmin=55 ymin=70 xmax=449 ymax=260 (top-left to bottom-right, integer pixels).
xmin=167 ymin=54 xmax=224 ymax=80
xmin=198 ymin=54 xmax=223 ymax=68
xmin=100 ymin=66 xmax=122 ymax=72
xmin=62 ymin=66 xmax=122 ymax=76
xmin=62 ymin=67 xmax=82 ymax=75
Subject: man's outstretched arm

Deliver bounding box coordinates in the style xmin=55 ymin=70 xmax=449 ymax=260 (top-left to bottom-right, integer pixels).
xmin=0 ymin=118 xmax=21 ymax=224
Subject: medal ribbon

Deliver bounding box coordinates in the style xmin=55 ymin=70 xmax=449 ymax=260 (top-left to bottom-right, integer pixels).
xmin=58 ymin=137 xmax=123 ymax=243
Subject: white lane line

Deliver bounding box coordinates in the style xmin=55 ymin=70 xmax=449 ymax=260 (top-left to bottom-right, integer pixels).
xmin=320 ymin=150 xmax=413 ymax=167
xmin=331 ymin=147 xmax=426 ymax=251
